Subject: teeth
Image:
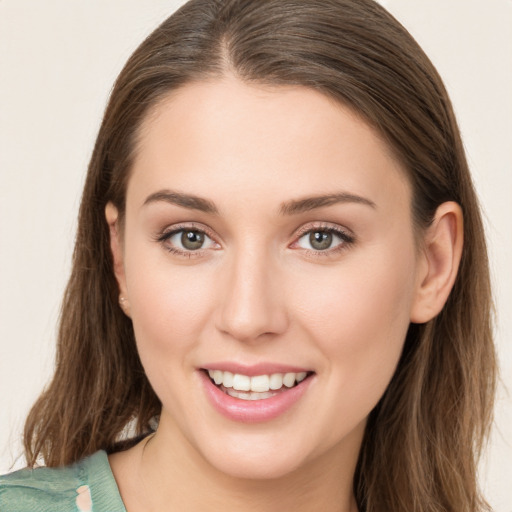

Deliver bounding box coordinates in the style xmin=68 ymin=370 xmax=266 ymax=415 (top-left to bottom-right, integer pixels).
xmin=226 ymin=389 xmax=275 ymax=400
xmin=207 ymin=369 xmax=309 ymax=393
xmin=232 ymin=373 xmax=251 ymax=391
xmin=223 ymin=371 xmax=234 ymax=388
xmin=269 ymin=373 xmax=283 ymax=390
xmin=283 ymin=372 xmax=296 ymax=388
xmin=251 ymin=374 xmax=270 ymax=392
xmin=212 ymin=370 xmax=223 ymax=385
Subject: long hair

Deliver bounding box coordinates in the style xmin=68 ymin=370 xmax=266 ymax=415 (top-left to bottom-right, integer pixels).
xmin=24 ymin=1 xmax=496 ymax=510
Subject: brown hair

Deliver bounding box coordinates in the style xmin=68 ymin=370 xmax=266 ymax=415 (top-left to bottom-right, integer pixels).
xmin=24 ymin=1 xmax=496 ymax=510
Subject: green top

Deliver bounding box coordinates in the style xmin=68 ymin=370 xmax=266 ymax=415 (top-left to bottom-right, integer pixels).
xmin=0 ymin=450 xmax=126 ymax=512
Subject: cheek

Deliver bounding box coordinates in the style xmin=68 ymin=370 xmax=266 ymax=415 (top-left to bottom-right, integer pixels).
xmin=125 ymin=259 xmax=222 ymax=415
xmin=292 ymin=246 xmax=417 ymax=394
xmin=124 ymin=244 xmax=218 ymax=359
xmin=286 ymin=251 xmax=417 ymax=440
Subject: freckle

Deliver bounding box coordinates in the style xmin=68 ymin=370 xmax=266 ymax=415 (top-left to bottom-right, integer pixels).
xmin=76 ymin=484 xmax=93 ymax=511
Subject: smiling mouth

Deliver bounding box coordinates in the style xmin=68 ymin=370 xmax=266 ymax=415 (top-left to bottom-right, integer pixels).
xmin=203 ymin=369 xmax=314 ymax=401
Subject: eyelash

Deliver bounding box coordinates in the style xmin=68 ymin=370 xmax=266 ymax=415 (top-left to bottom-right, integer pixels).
xmin=154 ymin=222 xmax=355 ymax=258
xmin=292 ymin=224 xmax=355 ymax=256
xmin=154 ymin=222 xmax=218 ymax=259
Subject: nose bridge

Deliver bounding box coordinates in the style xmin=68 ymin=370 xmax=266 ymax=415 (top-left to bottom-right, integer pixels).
xmin=217 ymin=241 xmax=288 ymax=342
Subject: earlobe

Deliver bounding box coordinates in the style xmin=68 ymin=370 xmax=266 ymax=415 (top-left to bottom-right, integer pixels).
xmin=105 ymin=202 xmax=131 ymax=317
xmin=410 ymin=201 xmax=464 ymax=324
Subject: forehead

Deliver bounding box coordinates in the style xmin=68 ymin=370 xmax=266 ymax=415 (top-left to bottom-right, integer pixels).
xmin=127 ymin=77 xmax=410 ymax=214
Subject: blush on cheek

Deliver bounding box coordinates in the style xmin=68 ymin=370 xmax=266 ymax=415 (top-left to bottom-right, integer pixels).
xmin=130 ymin=265 xmax=216 ymax=339
xmin=295 ymin=261 xmax=413 ymax=380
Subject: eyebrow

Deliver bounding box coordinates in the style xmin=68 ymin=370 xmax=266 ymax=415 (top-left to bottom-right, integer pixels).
xmin=142 ymin=189 xmax=376 ymax=215
xmin=143 ymin=190 xmax=219 ymax=214
xmin=279 ymin=192 xmax=376 ymax=215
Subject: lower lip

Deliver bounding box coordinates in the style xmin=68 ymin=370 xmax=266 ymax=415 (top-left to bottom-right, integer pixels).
xmin=199 ymin=371 xmax=313 ymax=423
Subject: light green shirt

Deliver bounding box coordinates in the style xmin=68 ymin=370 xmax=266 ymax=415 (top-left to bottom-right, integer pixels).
xmin=0 ymin=450 xmax=126 ymax=512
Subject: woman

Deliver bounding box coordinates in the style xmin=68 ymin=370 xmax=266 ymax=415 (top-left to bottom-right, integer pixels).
xmin=0 ymin=0 xmax=496 ymax=511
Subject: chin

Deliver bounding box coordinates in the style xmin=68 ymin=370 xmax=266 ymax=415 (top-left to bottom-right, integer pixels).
xmin=192 ymin=423 xmax=338 ymax=482
xmin=205 ymin=447 xmax=307 ymax=481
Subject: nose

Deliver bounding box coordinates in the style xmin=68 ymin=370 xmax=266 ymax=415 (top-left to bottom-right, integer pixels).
xmin=216 ymin=246 xmax=289 ymax=343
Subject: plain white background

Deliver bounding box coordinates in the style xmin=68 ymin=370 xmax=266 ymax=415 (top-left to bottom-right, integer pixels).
xmin=0 ymin=0 xmax=510 ymax=509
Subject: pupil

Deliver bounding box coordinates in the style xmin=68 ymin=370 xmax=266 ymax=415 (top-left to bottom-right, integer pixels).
xmin=310 ymin=231 xmax=332 ymax=250
xmin=181 ymin=230 xmax=204 ymax=250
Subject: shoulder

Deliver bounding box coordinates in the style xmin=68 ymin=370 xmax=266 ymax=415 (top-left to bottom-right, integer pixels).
xmin=0 ymin=450 xmax=126 ymax=512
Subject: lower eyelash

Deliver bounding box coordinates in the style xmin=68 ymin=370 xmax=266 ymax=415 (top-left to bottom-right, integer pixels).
xmin=297 ymin=226 xmax=356 ymax=253
xmin=163 ymin=246 xmax=202 ymax=258
xmin=154 ymin=228 xmax=210 ymax=258
xmin=153 ymin=225 xmax=354 ymax=257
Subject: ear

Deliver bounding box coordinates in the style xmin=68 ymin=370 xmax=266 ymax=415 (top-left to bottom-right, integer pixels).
xmin=105 ymin=202 xmax=131 ymax=317
xmin=410 ymin=201 xmax=464 ymax=324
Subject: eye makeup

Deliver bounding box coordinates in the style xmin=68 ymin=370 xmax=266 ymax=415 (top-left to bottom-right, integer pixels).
xmin=153 ymin=222 xmax=220 ymax=258
xmin=152 ymin=220 xmax=356 ymax=260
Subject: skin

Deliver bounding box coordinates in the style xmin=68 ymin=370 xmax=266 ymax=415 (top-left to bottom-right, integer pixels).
xmin=106 ymin=77 xmax=463 ymax=511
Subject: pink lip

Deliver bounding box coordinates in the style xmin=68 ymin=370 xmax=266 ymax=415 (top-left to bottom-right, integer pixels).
xmin=199 ymin=370 xmax=314 ymax=423
xmin=201 ymin=361 xmax=311 ymax=377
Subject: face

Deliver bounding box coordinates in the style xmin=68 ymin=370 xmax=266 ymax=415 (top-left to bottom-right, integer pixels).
xmin=109 ymin=77 xmax=426 ymax=480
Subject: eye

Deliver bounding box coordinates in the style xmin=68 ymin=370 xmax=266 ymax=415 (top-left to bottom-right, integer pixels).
xmin=171 ymin=230 xmax=208 ymax=251
xmin=295 ymin=227 xmax=353 ymax=252
xmin=158 ymin=227 xmax=219 ymax=254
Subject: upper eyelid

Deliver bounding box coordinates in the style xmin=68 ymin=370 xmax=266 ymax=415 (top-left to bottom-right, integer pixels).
xmin=154 ymin=224 xmax=220 ymax=255
xmin=159 ymin=222 xmax=218 ymax=240
xmin=293 ymin=222 xmax=354 ymax=239
xmin=156 ymin=225 xmax=219 ymax=255
xmin=155 ymin=221 xmax=354 ymax=247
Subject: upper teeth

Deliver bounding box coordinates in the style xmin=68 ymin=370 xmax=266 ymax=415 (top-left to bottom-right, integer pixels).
xmin=207 ymin=370 xmax=308 ymax=393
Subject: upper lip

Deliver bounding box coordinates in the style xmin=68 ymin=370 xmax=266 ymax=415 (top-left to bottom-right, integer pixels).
xmin=200 ymin=362 xmax=313 ymax=377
